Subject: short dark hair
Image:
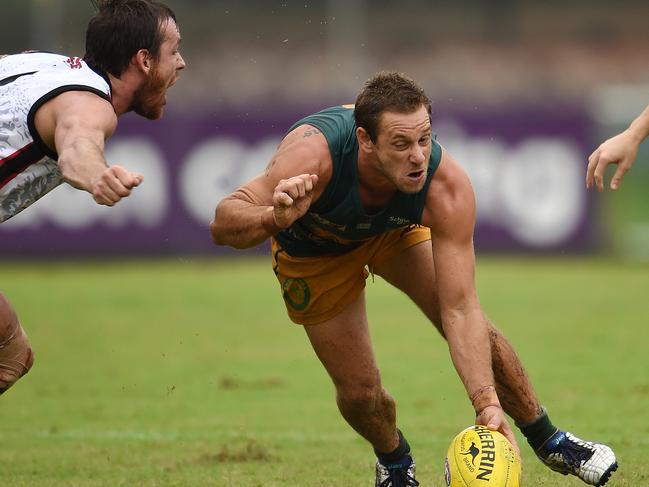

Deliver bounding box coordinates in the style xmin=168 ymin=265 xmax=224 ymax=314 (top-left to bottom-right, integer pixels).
xmin=354 ymin=71 xmax=432 ymax=142
xmin=84 ymin=0 xmax=176 ymax=77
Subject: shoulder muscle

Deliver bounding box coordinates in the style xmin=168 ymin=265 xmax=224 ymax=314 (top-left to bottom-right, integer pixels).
xmin=422 ymin=149 xmax=476 ymax=241
xmin=35 ymin=91 xmax=117 ymax=151
xmin=239 ymin=123 xmax=333 ymax=205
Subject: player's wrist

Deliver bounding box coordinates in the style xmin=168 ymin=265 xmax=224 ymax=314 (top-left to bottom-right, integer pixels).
xmin=469 ymin=384 xmax=501 ymax=413
xmin=625 ymin=126 xmax=649 ymax=144
xmin=261 ymin=207 xmax=283 ymax=235
xmin=475 ymin=403 xmax=503 ymax=417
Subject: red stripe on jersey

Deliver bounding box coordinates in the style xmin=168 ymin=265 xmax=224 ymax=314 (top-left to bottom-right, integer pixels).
xmin=0 ymin=142 xmax=35 ymax=166
xmin=0 ymin=142 xmax=44 ymax=188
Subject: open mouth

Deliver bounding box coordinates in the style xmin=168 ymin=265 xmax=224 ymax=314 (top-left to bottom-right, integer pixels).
xmin=407 ymin=169 xmax=425 ymax=180
xmin=168 ymin=75 xmax=179 ymax=88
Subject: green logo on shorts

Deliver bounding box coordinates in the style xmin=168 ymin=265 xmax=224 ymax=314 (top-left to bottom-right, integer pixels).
xmin=282 ymin=278 xmax=310 ymax=310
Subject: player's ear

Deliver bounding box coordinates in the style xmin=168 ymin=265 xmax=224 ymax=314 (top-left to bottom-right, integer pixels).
xmin=356 ymin=127 xmax=374 ymax=154
xmin=133 ymin=49 xmax=152 ymax=73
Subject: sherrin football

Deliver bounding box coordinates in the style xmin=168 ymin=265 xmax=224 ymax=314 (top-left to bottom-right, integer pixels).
xmin=445 ymin=425 xmax=522 ymax=486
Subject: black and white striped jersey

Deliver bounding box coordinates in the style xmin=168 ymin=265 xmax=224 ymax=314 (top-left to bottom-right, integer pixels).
xmin=0 ymin=52 xmax=111 ymax=223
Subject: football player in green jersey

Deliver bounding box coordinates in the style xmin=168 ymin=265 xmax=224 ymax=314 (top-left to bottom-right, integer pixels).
xmin=211 ymin=72 xmax=617 ymax=487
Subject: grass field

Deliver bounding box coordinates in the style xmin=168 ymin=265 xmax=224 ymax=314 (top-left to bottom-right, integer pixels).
xmin=1 ymin=256 xmax=647 ymax=486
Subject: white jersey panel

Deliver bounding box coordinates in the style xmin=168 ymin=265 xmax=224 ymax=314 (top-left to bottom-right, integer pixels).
xmin=0 ymin=52 xmax=111 ymax=223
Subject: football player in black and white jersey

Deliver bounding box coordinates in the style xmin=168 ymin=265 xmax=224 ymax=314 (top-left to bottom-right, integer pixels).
xmin=0 ymin=0 xmax=185 ymax=395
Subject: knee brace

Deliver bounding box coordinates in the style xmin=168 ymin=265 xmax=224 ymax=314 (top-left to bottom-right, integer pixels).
xmin=0 ymin=300 xmax=34 ymax=394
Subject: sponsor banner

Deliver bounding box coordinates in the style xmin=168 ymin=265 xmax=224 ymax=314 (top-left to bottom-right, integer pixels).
xmin=433 ymin=106 xmax=594 ymax=252
xmin=0 ymin=105 xmax=594 ymax=257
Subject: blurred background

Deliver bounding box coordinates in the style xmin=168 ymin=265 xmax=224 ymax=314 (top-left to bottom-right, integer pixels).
xmin=3 ymin=5 xmax=648 ymax=485
xmin=1 ymin=0 xmax=649 ymax=258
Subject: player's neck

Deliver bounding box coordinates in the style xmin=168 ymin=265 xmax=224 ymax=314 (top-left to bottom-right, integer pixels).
xmin=106 ymin=75 xmax=129 ymax=116
xmin=107 ymin=72 xmax=142 ymax=116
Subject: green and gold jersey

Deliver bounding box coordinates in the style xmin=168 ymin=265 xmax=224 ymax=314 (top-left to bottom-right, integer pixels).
xmin=275 ymin=105 xmax=442 ymax=257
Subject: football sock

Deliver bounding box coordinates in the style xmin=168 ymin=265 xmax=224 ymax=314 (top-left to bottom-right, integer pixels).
xmin=375 ymin=429 xmax=412 ymax=467
xmin=516 ymin=406 xmax=558 ymax=451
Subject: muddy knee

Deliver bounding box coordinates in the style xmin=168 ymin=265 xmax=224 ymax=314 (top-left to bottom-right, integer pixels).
xmin=336 ymin=381 xmax=394 ymax=418
xmin=0 ymin=294 xmax=34 ymax=394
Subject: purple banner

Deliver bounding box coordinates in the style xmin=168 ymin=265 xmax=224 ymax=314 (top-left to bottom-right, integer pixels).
xmin=432 ymin=104 xmax=595 ymax=252
xmin=0 ymin=104 xmax=594 ymax=257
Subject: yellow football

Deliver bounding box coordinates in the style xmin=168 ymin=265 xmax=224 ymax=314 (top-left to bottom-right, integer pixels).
xmin=444 ymin=425 xmax=522 ymax=486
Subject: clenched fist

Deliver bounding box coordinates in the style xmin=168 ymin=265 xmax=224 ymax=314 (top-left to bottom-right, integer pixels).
xmin=272 ymin=173 xmax=319 ymax=229
xmin=91 ymin=165 xmax=144 ymax=206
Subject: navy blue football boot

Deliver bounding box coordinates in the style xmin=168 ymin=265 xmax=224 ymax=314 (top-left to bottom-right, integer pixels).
xmin=375 ymin=455 xmax=419 ymax=487
xmin=537 ymin=430 xmax=618 ymax=486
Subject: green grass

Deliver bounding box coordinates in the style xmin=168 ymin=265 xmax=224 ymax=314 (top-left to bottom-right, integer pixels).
xmin=1 ymin=256 xmax=647 ymax=486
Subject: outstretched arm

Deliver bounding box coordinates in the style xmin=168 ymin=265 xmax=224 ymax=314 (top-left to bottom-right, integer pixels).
xmin=210 ymin=125 xmax=331 ymax=249
xmin=587 ymin=104 xmax=649 ymax=191
xmin=34 ymin=90 xmax=143 ymax=206
xmin=422 ymin=150 xmax=517 ymax=450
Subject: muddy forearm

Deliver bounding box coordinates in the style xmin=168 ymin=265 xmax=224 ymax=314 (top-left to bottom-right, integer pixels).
xmin=210 ymin=197 xmax=281 ymax=249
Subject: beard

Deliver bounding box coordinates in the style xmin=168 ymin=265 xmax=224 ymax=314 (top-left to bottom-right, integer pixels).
xmin=132 ymin=66 xmax=168 ymax=120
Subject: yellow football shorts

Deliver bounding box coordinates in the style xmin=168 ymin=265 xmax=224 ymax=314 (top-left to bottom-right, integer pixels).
xmin=270 ymin=226 xmax=431 ymax=325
